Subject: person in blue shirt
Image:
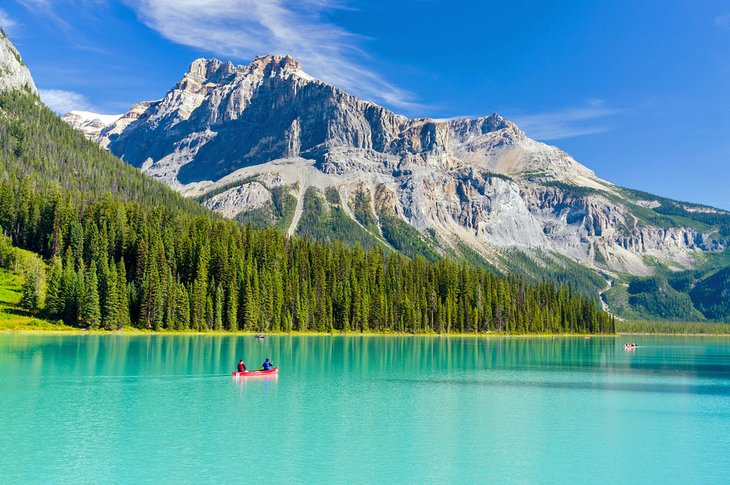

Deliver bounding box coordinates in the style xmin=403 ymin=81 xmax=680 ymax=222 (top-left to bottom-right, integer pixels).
xmin=262 ymin=358 xmax=273 ymax=370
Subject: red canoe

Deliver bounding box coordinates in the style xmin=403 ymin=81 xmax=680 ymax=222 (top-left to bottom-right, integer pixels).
xmin=232 ymin=368 xmax=278 ymax=377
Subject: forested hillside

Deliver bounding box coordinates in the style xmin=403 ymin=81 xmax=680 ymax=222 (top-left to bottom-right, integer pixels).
xmin=0 ymin=90 xmax=206 ymax=214
xmin=0 ymin=89 xmax=613 ymax=334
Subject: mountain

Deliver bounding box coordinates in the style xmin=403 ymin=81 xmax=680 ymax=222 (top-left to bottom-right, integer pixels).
xmin=0 ymin=32 xmax=612 ymax=335
xmin=62 ymin=55 xmax=730 ymax=321
xmin=0 ymin=30 xmax=36 ymax=94
xmin=63 ymin=110 xmax=122 ymax=139
xmin=1 ymin=35 xmax=208 ymax=217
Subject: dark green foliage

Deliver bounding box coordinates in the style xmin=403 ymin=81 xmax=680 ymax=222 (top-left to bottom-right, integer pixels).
xmin=235 ymin=185 xmax=298 ymax=231
xmin=689 ymin=268 xmax=730 ymax=321
xmin=620 ymin=187 xmax=730 ymax=236
xmin=379 ymin=213 xmax=440 ymax=261
xmin=593 ymin=245 xmax=607 ymax=265
xmin=452 ymin=241 xmax=499 ymax=273
xmin=607 ymin=257 xmax=730 ymax=322
xmin=324 ymin=186 xmax=340 ymax=204
xmin=0 ymin=234 xmax=16 ymax=269
xmin=0 ymin=89 xmax=613 ymax=334
xmin=0 ymin=180 xmax=613 ymax=333
xmin=44 ymin=257 xmax=63 ymax=317
xmin=79 ymin=261 xmax=101 ymax=328
xmin=236 ymin=206 xmax=275 ymax=229
xmin=543 ymin=181 xmax=601 ymax=198
xmin=0 ymin=90 xmax=208 ymax=217
xmin=482 ymin=171 xmax=514 ymax=182
xmin=20 ymin=266 xmax=41 ymax=311
xmin=626 ymin=276 xmax=703 ymax=321
xmin=666 ymin=270 xmax=695 ymax=293
xmin=297 ymin=188 xmax=384 ymax=250
xmin=616 ymin=319 xmax=730 ymax=334
xmin=271 ymin=186 xmax=297 ymax=230
xmin=352 ymin=190 xmax=379 ymax=234
xmin=500 ymin=249 xmax=607 ymax=301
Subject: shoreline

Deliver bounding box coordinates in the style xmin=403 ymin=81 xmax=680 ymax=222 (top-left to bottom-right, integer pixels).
xmin=2 ymin=327 xmax=729 ymax=337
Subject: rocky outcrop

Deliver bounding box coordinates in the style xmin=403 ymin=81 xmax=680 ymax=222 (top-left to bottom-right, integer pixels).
xmin=63 ymin=53 xmax=728 ymax=277
xmin=202 ymin=181 xmax=271 ymax=218
xmin=62 ymin=111 xmax=122 ymax=140
xmin=0 ymin=31 xmax=36 ymax=94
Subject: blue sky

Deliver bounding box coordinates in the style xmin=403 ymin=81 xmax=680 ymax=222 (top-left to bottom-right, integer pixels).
xmin=2 ymin=0 xmax=729 ymax=209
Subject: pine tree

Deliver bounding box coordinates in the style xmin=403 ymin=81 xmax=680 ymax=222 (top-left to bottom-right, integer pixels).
xmin=116 ymin=258 xmax=130 ymax=329
xmin=61 ymin=249 xmax=78 ymax=325
xmin=0 ymin=89 xmax=616 ymax=337
xmin=102 ymin=259 xmax=119 ymax=330
xmin=20 ymin=267 xmax=41 ymax=312
xmin=44 ymin=257 xmax=63 ymax=318
xmin=175 ymin=282 xmax=190 ymax=330
xmin=214 ymin=282 xmax=224 ymax=330
xmin=226 ymin=279 xmax=238 ymax=331
xmin=244 ymin=263 xmax=260 ymax=330
xmin=80 ymin=262 xmax=101 ymax=329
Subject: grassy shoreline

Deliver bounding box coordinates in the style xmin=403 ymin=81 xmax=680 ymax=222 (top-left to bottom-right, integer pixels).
xmin=615 ymin=320 xmax=730 ymax=336
xmin=4 ymin=268 xmax=728 ymax=337
xmin=2 ymin=325 xmax=729 ymax=337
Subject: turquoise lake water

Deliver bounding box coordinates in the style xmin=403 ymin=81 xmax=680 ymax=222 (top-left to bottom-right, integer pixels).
xmin=1 ymin=335 xmax=729 ymax=484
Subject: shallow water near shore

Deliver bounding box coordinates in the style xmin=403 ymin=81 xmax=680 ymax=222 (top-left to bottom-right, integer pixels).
xmin=1 ymin=335 xmax=729 ymax=484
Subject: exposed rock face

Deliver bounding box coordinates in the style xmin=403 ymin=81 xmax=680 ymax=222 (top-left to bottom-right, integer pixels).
xmin=202 ymin=181 xmax=271 ymax=218
xmin=68 ymin=54 xmax=727 ymax=278
xmin=62 ymin=111 xmax=122 ymax=140
xmin=0 ymin=31 xmax=36 ymax=94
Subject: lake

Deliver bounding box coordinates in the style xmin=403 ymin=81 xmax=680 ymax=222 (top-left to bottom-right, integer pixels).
xmin=1 ymin=334 xmax=729 ymax=484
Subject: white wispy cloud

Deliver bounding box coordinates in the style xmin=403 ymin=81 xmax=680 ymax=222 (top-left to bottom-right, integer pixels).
xmin=17 ymin=0 xmax=70 ymax=31
xmin=39 ymin=88 xmax=93 ymax=114
xmin=0 ymin=8 xmax=17 ymax=35
xmin=510 ymin=100 xmax=622 ymax=140
xmin=125 ymin=0 xmax=420 ymax=110
xmin=715 ymin=13 xmax=730 ymax=28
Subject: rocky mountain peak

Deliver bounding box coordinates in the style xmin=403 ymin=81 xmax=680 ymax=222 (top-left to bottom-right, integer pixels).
xmin=183 ymin=58 xmax=242 ymax=86
xmin=56 ymin=49 xmax=729 ymax=293
xmin=177 ymin=55 xmax=310 ymax=97
xmin=447 ymin=113 xmax=517 ymax=136
xmin=0 ymin=30 xmax=37 ymax=94
xmin=249 ymin=54 xmax=302 ymax=74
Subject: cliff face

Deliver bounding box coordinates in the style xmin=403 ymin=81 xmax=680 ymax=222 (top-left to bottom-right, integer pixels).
xmin=0 ymin=31 xmax=36 ymax=94
xmin=63 ymin=54 xmax=727 ymax=280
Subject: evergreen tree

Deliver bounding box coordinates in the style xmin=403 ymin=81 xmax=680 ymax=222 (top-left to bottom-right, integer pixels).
xmin=102 ymin=259 xmax=119 ymax=329
xmin=44 ymin=257 xmax=63 ymax=318
xmin=174 ymin=282 xmax=191 ymax=330
xmin=226 ymin=279 xmax=238 ymax=331
xmin=116 ymin=258 xmax=131 ymax=329
xmin=0 ymin=88 xmax=616 ymax=335
xmin=20 ymin=266 xmax=41 ymax=312
xmin=214 ymin=282 xmax=224 ymax=330
xmin=79 ymin=262 xmax=101 ymax=329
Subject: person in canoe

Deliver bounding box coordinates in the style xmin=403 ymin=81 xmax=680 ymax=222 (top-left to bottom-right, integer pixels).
xmin=261 ymin=358 xmax=274 ymax=371
xmin=237 ymin=360 xmax=247 ymax=372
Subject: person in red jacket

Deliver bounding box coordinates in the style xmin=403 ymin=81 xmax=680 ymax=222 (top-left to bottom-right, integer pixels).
xmin=237 ymin=360 xmax=246 ymax=372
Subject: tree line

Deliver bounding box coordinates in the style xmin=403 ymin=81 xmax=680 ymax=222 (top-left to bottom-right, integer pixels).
xmin=0 ymin=89 xmax=614 ymax=334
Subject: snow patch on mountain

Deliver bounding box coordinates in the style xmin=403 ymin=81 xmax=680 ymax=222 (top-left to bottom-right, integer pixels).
xmin=63 ymin=111 xmax=122 ymax=140
xmin=60 ymin=53 xmax=727 ymax=278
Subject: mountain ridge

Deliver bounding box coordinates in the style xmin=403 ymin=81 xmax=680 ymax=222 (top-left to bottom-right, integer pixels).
xmin=57 ymin=53 xmax=730 ymax=321
xmin=0 ymin=34 xmax=614 ymax=334
xmin=0 ymin=30 xmax=36 ymax=94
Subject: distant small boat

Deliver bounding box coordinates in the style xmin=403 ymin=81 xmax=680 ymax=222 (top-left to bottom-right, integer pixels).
xmin=232 ymin=368 xmax=278 ymax=377
xmin=624 ymin=343 xmax=637 ymax=351
xmin=255 ymin=334 xmax=266 ymax=340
